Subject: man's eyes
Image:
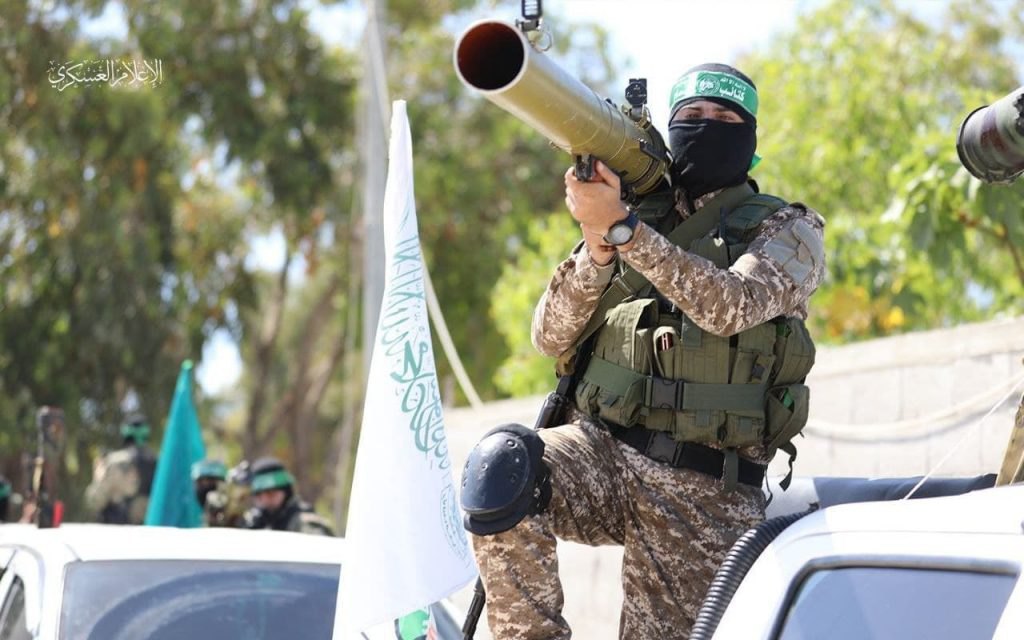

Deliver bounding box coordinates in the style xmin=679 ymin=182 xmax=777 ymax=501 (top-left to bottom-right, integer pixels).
xmin=674 ymin=109 xmax=741 ymax=123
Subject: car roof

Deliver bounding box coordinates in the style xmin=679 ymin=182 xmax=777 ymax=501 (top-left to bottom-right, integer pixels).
xmin=0 ymin=523 xmax=346 ymax=564
xmin=778 ymin=483 xmax=1024 ymax=543
xmin=765 ymin=473 xmax=997 ymax=519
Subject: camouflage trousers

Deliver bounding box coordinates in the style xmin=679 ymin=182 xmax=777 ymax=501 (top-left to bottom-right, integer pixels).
xmin=471 ymin=416 xmax=765 ymax=640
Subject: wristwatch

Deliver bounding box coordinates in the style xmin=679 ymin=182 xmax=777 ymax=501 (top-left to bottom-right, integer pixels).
xmin=602 ymin=211 xmax=639 ymax=246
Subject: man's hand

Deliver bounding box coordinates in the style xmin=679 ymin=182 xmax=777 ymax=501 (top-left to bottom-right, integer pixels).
xmin=564 ymin=161 xmax=628 ymax=266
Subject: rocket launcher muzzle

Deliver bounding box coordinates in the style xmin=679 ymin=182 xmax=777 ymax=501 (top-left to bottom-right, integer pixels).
xmin=454 ymin=20 xmax=670 ymax=198
xmin=957 ymin=86 xmax=1024 ymax=184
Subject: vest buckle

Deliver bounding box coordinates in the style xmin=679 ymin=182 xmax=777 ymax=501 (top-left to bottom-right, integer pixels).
xmin=647 ymin=376 xmax=681 ymax=410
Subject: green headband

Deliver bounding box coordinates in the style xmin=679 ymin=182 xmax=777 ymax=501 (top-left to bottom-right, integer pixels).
xmin=668 ymin=70 xmax=759 ymax=119
xmin=251 ymin=469 xmax=294 ymax=493
xmin=0 ymin=482 xmax=10 ymax=500
xmin=121 ymin=422 xmax=150 ymax=442
xmin=191 ymin=460 xmax=228 ymax=481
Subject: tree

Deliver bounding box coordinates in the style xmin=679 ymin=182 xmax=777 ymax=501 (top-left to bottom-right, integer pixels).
xmin=0 ymin=0 xmax=256 ymax=516
xmin=0 ymin=0 xmax=621 ymax=520
xmin=737 ymin=0 xmax=1024 ymax=340
xmin=0 ymin=0 xmax=358 ymax=515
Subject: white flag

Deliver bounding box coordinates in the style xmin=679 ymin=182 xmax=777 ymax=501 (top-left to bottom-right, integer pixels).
xmin=334 ymin=100 xmax=477 ymax=638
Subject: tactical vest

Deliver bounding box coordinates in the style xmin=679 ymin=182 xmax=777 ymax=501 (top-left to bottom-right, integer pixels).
xmin=569 ymin=183 xmax=816 ymax=463
xmin=273 ymin=496 xmax=336 ymax=536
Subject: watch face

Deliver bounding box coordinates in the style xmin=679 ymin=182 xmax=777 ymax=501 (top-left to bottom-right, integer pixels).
xmin=606 ymin=223 xmax=633 ymax=245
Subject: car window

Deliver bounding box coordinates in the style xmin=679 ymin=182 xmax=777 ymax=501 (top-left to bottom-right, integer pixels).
xmin=61 ymin=560 xmax=340 ymax=640
xmin=0 ymin=577 xmax=31 ymax=640
xmin=775 ymin=566 xmax=1017 ymax=640
xmin=60 ymin=559 xmax=462 ymax=640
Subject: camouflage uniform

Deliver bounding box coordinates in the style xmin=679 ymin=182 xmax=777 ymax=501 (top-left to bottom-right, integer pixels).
xmin=84 ymin=444 xmax=157 ymax=525
xmin=474 ymin=188 xmax=826 ymax=639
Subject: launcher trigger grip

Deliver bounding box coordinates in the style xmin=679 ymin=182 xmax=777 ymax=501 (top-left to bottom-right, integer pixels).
xmin=573 ymin=154 xmax=595 ymax=182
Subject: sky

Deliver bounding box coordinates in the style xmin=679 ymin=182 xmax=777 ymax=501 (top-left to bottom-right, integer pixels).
xmin=530 ymin=0 xmax=820 ymax=125
xmin=191 ymin=0 xmax=824 ymax=394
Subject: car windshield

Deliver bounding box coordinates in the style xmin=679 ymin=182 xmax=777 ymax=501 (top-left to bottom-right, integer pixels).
xmin=60 ymin=560 xmax=341 ymax=640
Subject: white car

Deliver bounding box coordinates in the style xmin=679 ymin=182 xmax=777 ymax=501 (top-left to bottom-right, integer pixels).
xmin=0 ymin=524 xmax=463 ymax=640
xmin=699 ymin=481 xmax=1024 ymax=640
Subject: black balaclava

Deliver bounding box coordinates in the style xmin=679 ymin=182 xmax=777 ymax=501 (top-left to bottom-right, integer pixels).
xmin=667 ymin=63 xmax=759 ymax=200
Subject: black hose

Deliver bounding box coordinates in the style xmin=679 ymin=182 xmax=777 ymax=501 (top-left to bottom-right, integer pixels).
xmin=689 ymin=508 xmax=815 ymax=640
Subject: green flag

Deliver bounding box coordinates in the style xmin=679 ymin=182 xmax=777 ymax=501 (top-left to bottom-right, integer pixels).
xmin=144 ymin=360 xmax=206 ymax=527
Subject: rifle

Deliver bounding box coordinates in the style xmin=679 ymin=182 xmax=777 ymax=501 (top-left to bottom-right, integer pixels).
xmin=205 ymin=479 xmax=253 ymax=528
xmin=29 ymin=406 xmax=66 ymax=528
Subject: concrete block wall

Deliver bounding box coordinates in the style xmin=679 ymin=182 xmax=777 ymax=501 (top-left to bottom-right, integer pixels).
xmin=445 ymin=316 xmax=1024 ymax=638
xmin=784 ymin=316 xmax=1024 ymax=478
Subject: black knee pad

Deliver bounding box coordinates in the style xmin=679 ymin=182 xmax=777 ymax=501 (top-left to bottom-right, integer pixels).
xmin=460 ymin=423 xmax=552 ymax=536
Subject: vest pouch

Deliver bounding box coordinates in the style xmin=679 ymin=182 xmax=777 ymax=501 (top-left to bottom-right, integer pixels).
xmin=732 ymin=323 xmax=778 ymax=385
xmin=773 ymin=319 xmax=817 ymax=385
xmin=676 ymin=322 xmax=731 ymax=383
xmin=719 ymin=410 xmax=766 ymax=448
xmin=576 ymin=299 xmax=658 ymax=427
xmin=764 ymin=384 xmax=810 ymax=452
xmin=575 ymin=366 xmax=647 ymax=428
xmin=672 ymin=409 xmax=727 ymax=444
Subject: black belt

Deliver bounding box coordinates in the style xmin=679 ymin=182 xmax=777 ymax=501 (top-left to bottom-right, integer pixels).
xmin=608 ymin=423 xmax=765 ymax=488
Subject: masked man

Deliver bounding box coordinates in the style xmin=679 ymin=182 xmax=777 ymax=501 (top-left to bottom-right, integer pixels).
xmin=464 ymin=63 xmax=826 ymax=639
xmin=245 ymin=457 xmax=334 ymax=536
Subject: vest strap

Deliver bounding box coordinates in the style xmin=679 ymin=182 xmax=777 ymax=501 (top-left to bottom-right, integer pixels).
xmin=584 ymin=355 xmax=767 ymax=412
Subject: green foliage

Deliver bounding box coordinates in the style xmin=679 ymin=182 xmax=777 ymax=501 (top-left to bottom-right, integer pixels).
xmin=0 ymin=0 xmax=359 ymax=515
xmin=0 ymin=0 xmax=617 ymax=517
xmin=491 ymin=213 xmax=579 ymax=396
xmin=126 ymin=0 xmax=359 ymax=222
xmin=0 ymin=2 xmax=220 ymax=514
xmin=738 ymin=0 xmax=1024 ymax=341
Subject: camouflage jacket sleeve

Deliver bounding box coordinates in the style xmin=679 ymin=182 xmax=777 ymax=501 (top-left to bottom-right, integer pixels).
xmin=531 ymin=242 xmax=618 ymax=357
xmin=621 ymin=204 xmax=826 ymax=336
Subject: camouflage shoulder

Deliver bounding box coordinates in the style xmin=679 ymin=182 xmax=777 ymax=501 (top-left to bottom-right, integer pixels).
xmin=776 ymin=201 xmax=826 ymax=228
xmin=104 ymin=448 xmax=138 ymax=467
xmin=291 ymin=511 xmax=336 ymax=536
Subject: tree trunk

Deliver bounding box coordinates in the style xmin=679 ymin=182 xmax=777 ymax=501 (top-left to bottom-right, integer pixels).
xmin=243 ymin=252 xmax=292 ymax=456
